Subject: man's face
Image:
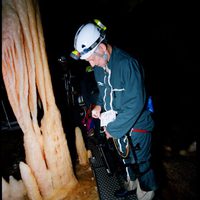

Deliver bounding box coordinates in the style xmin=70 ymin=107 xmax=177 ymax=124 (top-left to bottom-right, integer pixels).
xmin=86 ymin=45 xmax=107 ymax=68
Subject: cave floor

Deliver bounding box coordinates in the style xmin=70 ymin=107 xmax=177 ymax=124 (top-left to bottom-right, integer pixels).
xmin=1 ymin=128 xmax=197 ymax=200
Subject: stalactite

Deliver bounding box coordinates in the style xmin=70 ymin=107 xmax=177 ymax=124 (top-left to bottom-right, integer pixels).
xmin=2 ymin=0 xmax=78 ymax=199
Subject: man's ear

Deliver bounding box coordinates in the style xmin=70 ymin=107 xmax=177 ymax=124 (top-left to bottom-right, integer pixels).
xmin=99 ymin=43 xmax=106 ymax=52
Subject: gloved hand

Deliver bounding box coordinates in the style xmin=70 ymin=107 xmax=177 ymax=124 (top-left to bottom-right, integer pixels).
xmin=100 ymin=110 xmax=117 ymax=127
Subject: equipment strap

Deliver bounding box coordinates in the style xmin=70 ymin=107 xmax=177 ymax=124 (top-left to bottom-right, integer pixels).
xmin=132 ymin=128 xmax=149 ymax=133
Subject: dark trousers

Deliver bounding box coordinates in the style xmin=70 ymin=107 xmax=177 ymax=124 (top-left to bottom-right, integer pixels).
xmin=115 ymin=131 xmax=158 ymax=191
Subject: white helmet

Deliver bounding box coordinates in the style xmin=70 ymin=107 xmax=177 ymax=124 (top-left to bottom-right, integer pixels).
xmin=72 ymin=20 xmax=106 ymax=60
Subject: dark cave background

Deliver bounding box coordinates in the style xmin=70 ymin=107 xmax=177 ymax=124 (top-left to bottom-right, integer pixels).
xmin=37 ymin=0 xmax=198 ymax=149
xmin=1 ymin=1 xmax=198 ymax=198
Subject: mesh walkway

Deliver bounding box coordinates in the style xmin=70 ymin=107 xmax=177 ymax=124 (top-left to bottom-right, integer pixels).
xmin=87 ymin=136 xmax=137 ymax=200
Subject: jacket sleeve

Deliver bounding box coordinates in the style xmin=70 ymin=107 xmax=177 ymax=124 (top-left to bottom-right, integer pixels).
xmin=96 ymin=91 xmax=104 ymax=107
xmin=106 ymin=59 xmax=146 ymax=139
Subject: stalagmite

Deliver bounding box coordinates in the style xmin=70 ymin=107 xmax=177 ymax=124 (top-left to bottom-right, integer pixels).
xmin=2 ymin=177 xmax=10 ymax=200
xmin=9 ymin=175 xmax=27 ymax=200
xmin=19 ymin=162 xmax=42 ymax=200
xmin=75 ymin=127 xmax=89 ymax=166
xmin=2 ymin=176 xmax=27 ymax=200
xmin=2 ymin=0 xmax=78 ymax=199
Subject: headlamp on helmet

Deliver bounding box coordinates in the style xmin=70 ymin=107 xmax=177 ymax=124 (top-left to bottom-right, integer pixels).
xmin=70 ymin=50 xmax=80 ymax=60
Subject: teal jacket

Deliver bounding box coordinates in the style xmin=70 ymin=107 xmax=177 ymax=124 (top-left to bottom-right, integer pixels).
xmin=93 ymin=46 xmax=154 ymax=139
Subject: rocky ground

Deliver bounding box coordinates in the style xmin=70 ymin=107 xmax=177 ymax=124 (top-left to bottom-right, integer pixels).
xmin=1 ymin=128 xmax=197 ymax=200
xmin=155 ymin=149 xmax=197 ymax=200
